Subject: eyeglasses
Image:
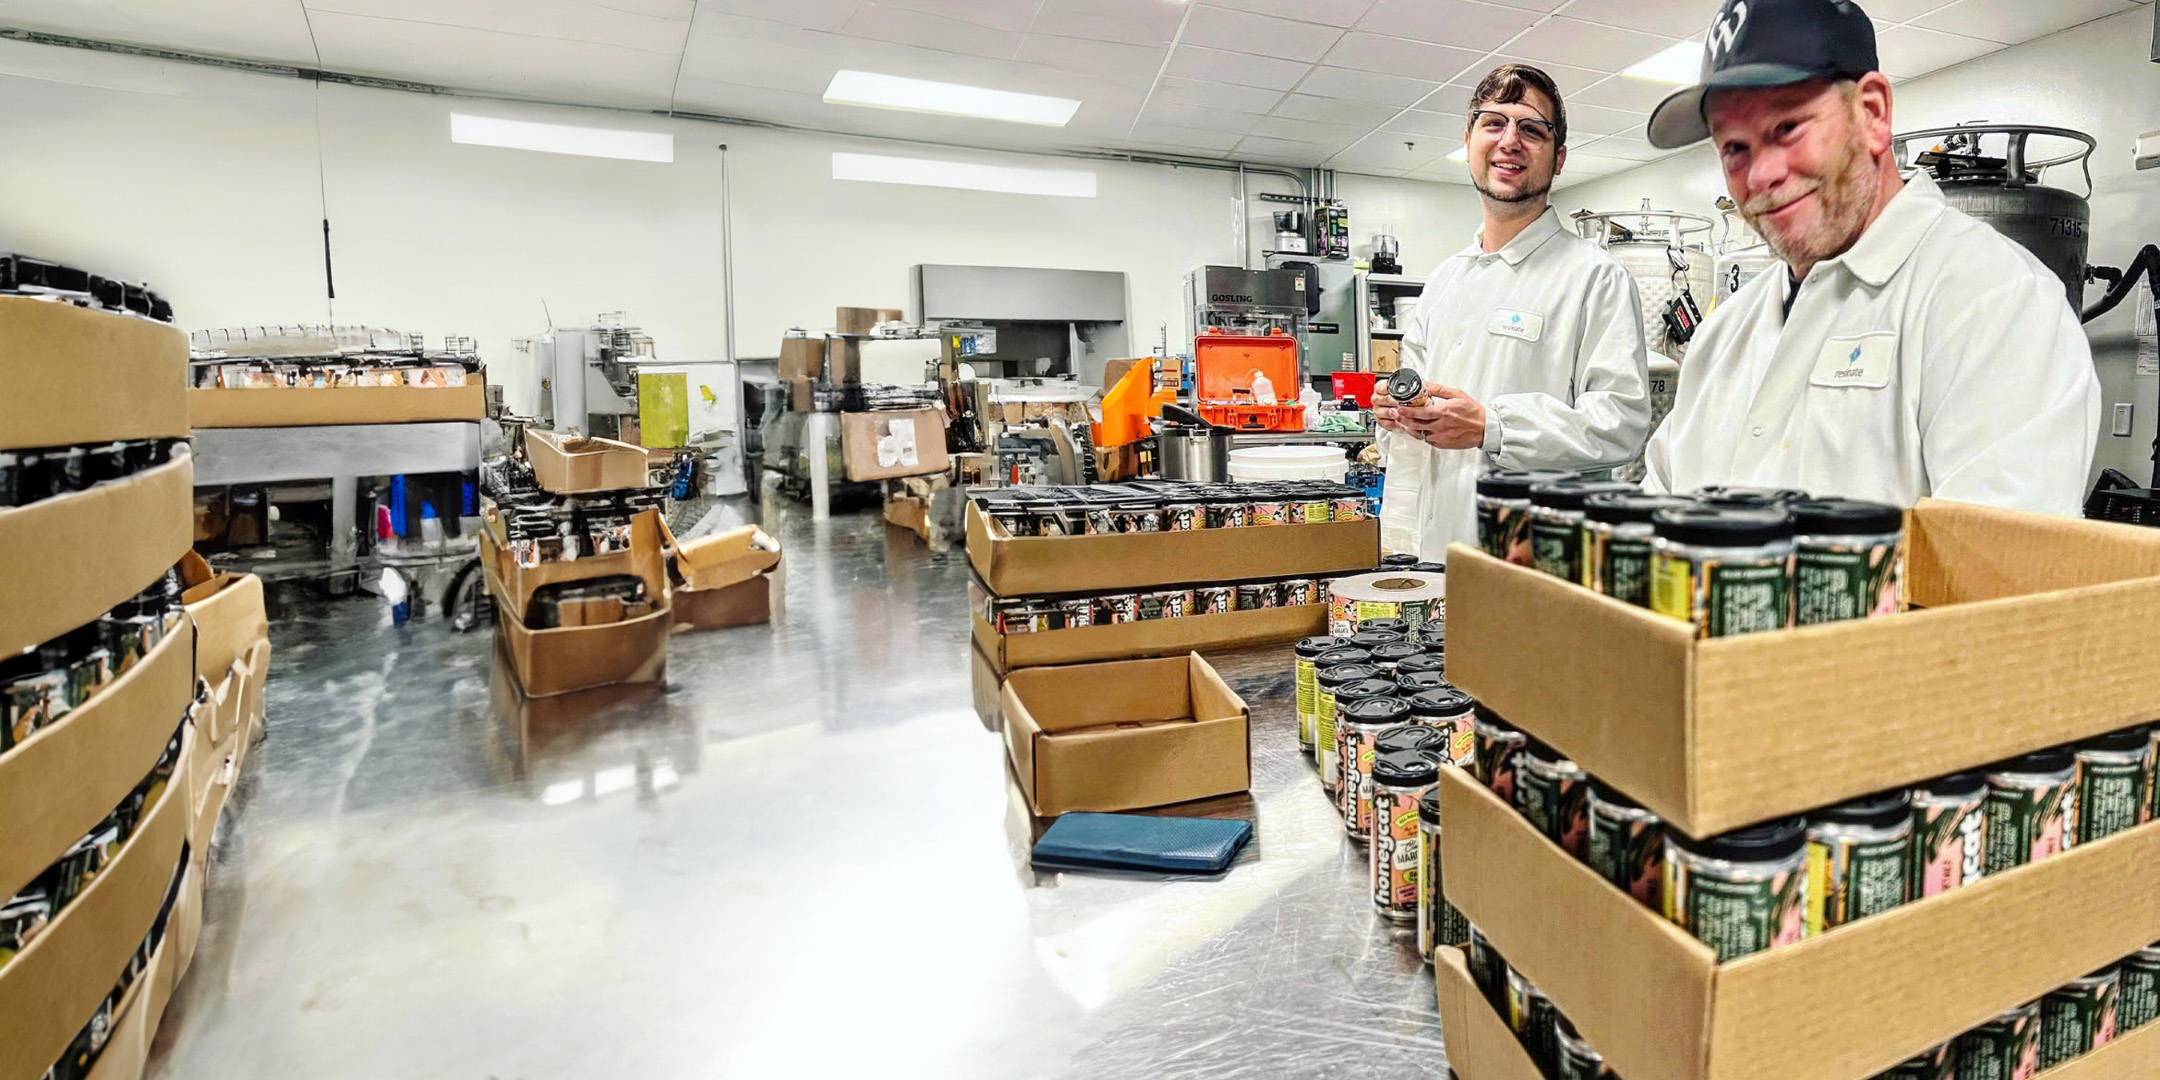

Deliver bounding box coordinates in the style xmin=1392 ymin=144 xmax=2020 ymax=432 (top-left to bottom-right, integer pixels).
xmin=1469 ymin=109 xmax=1559 ymax=147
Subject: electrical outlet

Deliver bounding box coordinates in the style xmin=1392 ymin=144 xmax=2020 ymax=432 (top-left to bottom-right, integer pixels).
xmin=2112 ymin=402 xmax=2134 ymax=436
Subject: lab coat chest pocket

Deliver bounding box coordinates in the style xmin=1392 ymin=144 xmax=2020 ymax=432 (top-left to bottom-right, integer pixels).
xmin=1804 ymin=332 xmax=1902 ymax=468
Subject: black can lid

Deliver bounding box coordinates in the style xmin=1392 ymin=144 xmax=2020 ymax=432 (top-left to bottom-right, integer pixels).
xmin=1694 ymin=486 xmax=1811 ymax=506
xmin=1377 ymin=723 xmax=1449 ymax=756
xmin=1584 ymin=492 xmax=1697 ymax=525
xmin=1316 ymin=662 xmax=1379 ymax=687
xmin=1651 ymin=505 xmax=1795 ymax=547
xmin=1296 ymin=635 xmax=1347 ymax=658
xmin=1348 ymin=631 xmax=1404 ymax=650
xmin=1370 ymin=642 xmax=1424 ymax=663
xmin=1991 ymin=747 xmax=2075 ymax=775
xmin=1381 ymin=553 xmax=1421 ymax=567
xmin=1386 ymin=367 xmax=1425 ymax=401
xmin=1788 ymin=498 xmax=1904 ymax=535
xmin=1358 ymin=618 xmax=1411 ymax=636
xmin=1396 ymin=653 xmax=1446 ymax=676
xmin=1668 ymin=816 xmax=1808 ymax=862
xmin=1419 ymin=788 xmax=1442 ymax=824
xmin=1811 ymin=789 xmax=1912 ymax=829
xmin=1588 ymin=779 xmax=1643 ymax=810
xmin=1412 ymin=561 xmax=1448 ymax=574
xmin=1340 ymin=694 xmax=1412 ymax=723
xmin=1919 ymin=769 xmax=1987 ymax=799
xmin=1528 ymin=479 xmax=1642 ymax=511
xmin=1408 ymin=686 xmax=1475 ymax=717
xmin=1476 ymin=468 xmax=1577 ymax=500
xmin=2079 ymin=726 xmax=2151 ymax=754
xmin=1395 ymin=670 xmax=1451 ymax=695
xmin=1373 ymin=748 xmax=1443 ymax=786
xmin=1316 ymin=647 xmax=1373 ymax=667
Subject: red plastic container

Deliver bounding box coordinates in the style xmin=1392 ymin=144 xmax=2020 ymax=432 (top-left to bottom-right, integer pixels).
xmin=1331 ymin=371 xmax=1378 ymax=407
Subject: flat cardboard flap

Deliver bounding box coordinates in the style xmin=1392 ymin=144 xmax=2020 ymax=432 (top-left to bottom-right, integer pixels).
xmin=1003 ymin=654 xmax=1201 ymax=731
xmin=1908 ymin=498 xmax=2160 ymax=608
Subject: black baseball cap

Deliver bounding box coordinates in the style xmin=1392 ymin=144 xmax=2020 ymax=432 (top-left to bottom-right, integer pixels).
xmin=1646 ymin=0 xmax=1880 ymax=149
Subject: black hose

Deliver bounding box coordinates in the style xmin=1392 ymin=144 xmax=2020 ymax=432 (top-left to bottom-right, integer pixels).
xmin=2081 ymin=244 xmax=2159 ymax=324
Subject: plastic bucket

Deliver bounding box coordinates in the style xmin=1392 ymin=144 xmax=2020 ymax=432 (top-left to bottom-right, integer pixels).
xmin=1229 ymin=445 xmax=1349 ymax=484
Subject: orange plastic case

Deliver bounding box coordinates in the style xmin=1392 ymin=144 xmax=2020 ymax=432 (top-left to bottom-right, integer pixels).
xmin=1194 ymin=332 xmax=1303 ymax=432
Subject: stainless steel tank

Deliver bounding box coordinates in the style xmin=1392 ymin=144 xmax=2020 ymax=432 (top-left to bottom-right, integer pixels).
xmin=1893 ymin=124 xmax=2097 ymax=308
xmin=1713 ymin=246 xmax=1781 ymax=309
xmin=1571 ymin=203 xmax=1716 ymax=366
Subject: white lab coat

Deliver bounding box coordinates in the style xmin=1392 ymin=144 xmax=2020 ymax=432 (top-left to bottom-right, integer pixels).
xmin=1380 ymin=208 xmax=1653 ymax=558
xmin=1643 ymin=172 xmax=2101 ymax=515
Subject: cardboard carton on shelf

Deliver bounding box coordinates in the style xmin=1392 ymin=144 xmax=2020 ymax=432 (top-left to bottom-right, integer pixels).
xmin=1437 ymin=766 xmax=2160 ymax=1080
xmin=835 ymin=306 xmax=903 ymax=335
xmin=0 ymin=448 xmax=194 ymax=658
xmin=1371 ymin=337 xmax=1402 ymax=374
xmin=0 ymin=296 xmax=189 ymax=452
xmin=190 ymin=638 xmax=268 ymax=851
xmin=187 ymin=379 xmax=485 ymax=428
xmin=966 ymin=499 xmax=1381 ymax=597
xmin=969 ymin=579 xmax=1326 ymax=668
xmin=1001 ymin=652 xmax=1251 ymax=817
xmin=841 ymin=408 xmax=950 ymax=483
xmin=1433 ymin=946 xmax=1547 ymax=1080
xmin=522 ymin=429 xmax=668 ymax=495
xmin=1445 ymin=500 xmax=2160 ymax=838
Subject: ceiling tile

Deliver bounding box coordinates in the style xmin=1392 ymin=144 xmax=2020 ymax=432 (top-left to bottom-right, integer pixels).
xmin=1568 ymin=134 xmax=1663 ymax=161
xmin=1384 ymin=109 xmax=1471 ymax=137
xmin=671 ymin=79 xmax=836 ymax=126
xmin=1505 ymin=17 xmax=1678 ymax=72
xmin=1139 ymin=100 xmax=1266 ymax=134
xmin=1354 ymin=0 xmax=1541 ymax=51
xmin=0 ymin=0 xmax=324 ymax=64
xmin=1204 ymin=0 xmax=1377 ymax=28
xmin=1163 ymin=45 xmax=1312 ymax=89
xmin=1233 ymin=133 xmax=1340 ymax=164
xmin=1563 ymin=102 xmax=1647 ymax=138
xmin=695 ymin=0 xmax=865 ymax=32
xmin=835 ymin=3 xmax=1024 ymax=59
xmin=870 ymin=0 xmax=1041 ymax=32
xmin=1860 ymin=0 xmax=1959 ymax=20
xmin=1154 ymin=75 xmax=1282 ymax=112
xmin=1555 ymin=152 xmax=1638 ymax=176
xmin=1249 ymin=114 xmax=1363 ymax=143
xmin=676 ymin=14 xmax=835 ymax=95
xmin=1909 ymin=0 xmax=2136 ymax=44
xmin=1570 ymin=73 xmax=1680 ymax=111
xmin=1329 ymin=132 xmax=1447 ymax=171
xmin=1420 ymin=84 xmax=1475 ymax=115
xmin=1319 ymin=31 xmax=1484 ymax=81
xmin=1029 ymin=0 xmax=1187 ymax=46
xmin=1183 ymin=4 xmax=1344 ymax=62
xmin=1014 ymin=33 xmax=1167 ymax=83
xmin=1270 ymin=93 xmax=1399 ymax=126
xmin=306 ymin=10 xmax=680 ymax=107
xmin=1559 ymin=0 xmax=1712 ymax=38
xmin=1126 ymin=122 xmax=1246 ymax=151
xmin=1292 ymin=65 xmax=1439 ymax=106
xmin=1873 ymin=24 xmax=2002 ymax=78
xmin=306 ymin=0 xmax=693 ymax=52
xmin=1474 ymin=54 xmax=1608 ymax=95
xmin=1472 ymin=0 xmax=1569 ymax=11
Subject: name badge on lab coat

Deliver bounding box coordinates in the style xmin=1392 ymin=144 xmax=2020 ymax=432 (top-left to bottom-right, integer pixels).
xmin=1810 ymin=333 xmax=1895 ymax=388
xmin=1488 ymin=309 xmax=1543 ymax=342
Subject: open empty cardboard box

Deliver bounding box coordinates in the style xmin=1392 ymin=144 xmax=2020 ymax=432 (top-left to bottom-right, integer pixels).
xmin=967 ymin=499 xmax=1381 ymax=596
xmin=1438 ymin=766 xmax=2160 ymax=1080
xmin=0 ymin=296 xmax=189 ymax=453
xmin=1001 ymin=653 xmax=1250 ymax=817
xmin=0 ymin=449 xmax=194 ymax=659
xmin=1445 ymin=500 xmax=2160 ymax=837
xmin=523 ymin=428 xmax=665 ymax=494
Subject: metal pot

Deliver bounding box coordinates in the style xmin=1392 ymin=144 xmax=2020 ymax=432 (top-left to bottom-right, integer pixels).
xmin=1154 ymin=403 xmax=1232 ymax=482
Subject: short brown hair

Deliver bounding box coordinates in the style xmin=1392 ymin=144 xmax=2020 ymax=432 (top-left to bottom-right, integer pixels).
xmin=1468 ymin=63 xmax=1568 ymax=147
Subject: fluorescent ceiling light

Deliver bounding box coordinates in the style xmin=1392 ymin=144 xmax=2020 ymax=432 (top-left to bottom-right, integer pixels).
xmin=1621 ymin=41 xmax=1705 ymax=85
xmin=824 ymin=70 xmax=1080 ymax=127
xmin=450 ymin=113 xmax=673 ymax=163
xmin=831 ymin=152 xmax=1097 ymax=198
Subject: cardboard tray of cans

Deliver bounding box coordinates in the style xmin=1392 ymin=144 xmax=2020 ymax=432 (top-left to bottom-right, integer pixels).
xmin=480 ymin=535 xmax=672 ymax=698
xmin=1432 ymin=946 xmax=1547 ymax=1080
xmin=0 ymin=721 xmax=191 ymax=1080
xmin=480 ymin=509 xmax=667 ymax=627
xmin=187 ymin=380 xmax=486 ymax=428
xmin=1445 ymin=500 xmax=2160 ymax=838
xmin=0 ymin=296 xmax=189 ymax=453
xmin=0 ymin=449 xmax=193 ymax=659
xmin=2039 ymin=1022 xmax=2160 ymax=1080
xmin=0 ymin=619 xmax=193 ymax=905
xmin=965 ymin=497 xmax=1380 ymax=597
xmin=1437 ymin=767 xmax=2160 ymax=1080
xmin=968 ymin=577 xmax=1326 ymax=669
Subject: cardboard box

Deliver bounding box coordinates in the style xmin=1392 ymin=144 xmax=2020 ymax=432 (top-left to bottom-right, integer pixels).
xmin=0 ymin=722 xmax=190 ymax=1080
xmin=841 ymin=409 xmax=949 ymax=483
xmin=179 ymin=552 xmax=268 ymax=690
xmin=1371 ymin=337 xmax=1402 ymax=374
xmin=967 ymin=500 xmax=1382 ymax=596
xmin=0 ymin=618 xmax=192 ymax=905
xmin=523 ymin=428 xmax=664 ymax=494
xmin=0 ymin=449 xmax=193 ymax=659
xmin=787 ymin=377 xmax=814 ymax=413
xmin=778 ymin=335 xmax=828 ymax=382
xmin=2038 ymin=1023 xmax=2160 ymax=1079
xmin=836 ymin=306 xmax=903 ymax=335
xmin=1433 ymin=946 xmax=1546 ymax=1080
xmin=492 ymin=603 xmax=670 ymax=698
xmin=480 ymin=510 xmax=666 ymax=626
xmin=970 ymin=640 xmax=1003 ymax=731
xmin=970 ymin=587 xmax=1325 ymax=668
xmin=670 ymin=565 xmax=781 ymax=632
xmin=78 ymin=854 xmax=201 ymax=1080
xmin=885 ymin=495 xmax=930 ymax=540
xmin=186 ymin=382 xmax=485 ymax=428
xmin=0 ymin=296 xmax=188 ymax=451
xmin=1001 ymin=653 xmax=1251 ymax=816
xmin=1445 ymin=500 xmax=2160 ymax=837
xmin=1437 ymin=766 xmax=2160 ymax=1080
xmin=191 ymin=640 xmax=267 ymax=856
xmin=662 ymin=520 xmax=780 ymax=593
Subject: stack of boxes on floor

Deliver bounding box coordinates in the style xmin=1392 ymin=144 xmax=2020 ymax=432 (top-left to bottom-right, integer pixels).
xmin=0 ymin=288 xmax=269 ymax=1080
xmin=968 ymin=482 xmax=1380 ymax=816
xmin=1424 ymin=479 xmax=2160 ymax=1080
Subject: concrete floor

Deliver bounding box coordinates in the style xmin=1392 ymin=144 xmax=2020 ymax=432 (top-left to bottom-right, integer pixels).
xmin=145 ymin=489 xmax=1445 ymax=1079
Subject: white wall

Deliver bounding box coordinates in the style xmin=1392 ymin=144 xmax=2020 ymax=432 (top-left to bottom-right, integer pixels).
xmin=1555 ymin=8 xmax=2160 ymax=485
xmin=0 ymin=38 xmax=1485 ymax=413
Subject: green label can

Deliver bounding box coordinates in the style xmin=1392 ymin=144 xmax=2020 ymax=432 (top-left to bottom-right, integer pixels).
xmin=1418 ymin=793 xmax=1469 ymax=959
xmin=1664 ymin=826 xmax=1807 ymax=963
xmin=1587 ymin=785 xmax=1664 ymax=908
xmin=1524 ymin=986 xmax=1559 ymax=1076
xmin=1472 ymin=712 xmax=1527 ymax=807
xmin=1466 ymin=926 xmax=1506 ymax=1012
xmin=2074 ymin=743 xmax=2149 ymax=846
xmin=1955 ymin=1002 xmax=2040 ymax=1080
xmin=1530 ymin=512 xmax=1582 ymax=581
xmin=1651 ymin=550 xmax=1793 ymax=637
xmin=1793 ymin=533 xmax=1902 ymax=625
xmin=1983 ymin=759 xmax=2074 ymax=873
xmin=2120 ymin=948 xmax=2160 ymax=1032
xmin=1910 ymin=778 xmax=1987 ymax=898
xmin=1478 ymin=496 xmax=1533 ymax=566
xmin=1554 ymin=1019 xmax=1612 ymax=1080
xmin=2039 ymin=971 xmax=2118 ymax=1068
xmin=1599 ymin=532 xmax=1657 ymax=607
xmin=1516 ymin=747 xmax=1590 ymax=857
xmin=1871 ymin=1041 xmax=1952 ymax=1080
xmin=1805 ymin=815 xmax=1911 ymax=936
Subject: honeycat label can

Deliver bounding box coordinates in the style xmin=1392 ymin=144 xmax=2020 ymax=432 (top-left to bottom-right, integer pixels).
xmin=1805 ymin=791 xmax=1912 ymax=935
xmin=1418 ymin=790 xmax=1471 ymax=960
xmin=1910 ymin=770 xmax=1987 ymax=898
xmin=1984 ymin=750 xmax=2075 ymax=873
xmin=1293 ymin=636 xmax=1345 ymax=756
xmin=1587 ymin=781 xmax=1665 ymax=908
xmin=1664 ymin=816 xmax=1808 ymax=962
xmin=1369 ymin=750 xmax=1440 ymax=922
xmin=2073 ymin=728 xmax=2151 ymax=846
xmin=2039 ymin=968 xmax=2119 ymax=1068
xmin=1312 ymin=660 xmax=1377 ymax=793
xmin=1408 ymin=686 xmax=1477 ymax=769
xmin=1649 ymin=506 xmax=1796 ymax=639
xmin=1515 ymin=740 xmax=1590 ymax=858
xmin=1337 ymin=694 xmax=1411 ymax=840
xmin=2119 ymin=946 xmax=2160 ymax=1032
xmin=1956 ymin=1001 xmax=2040 ymax=1080
xmin=1870 ymin=1041 xmax=1952 ymax=1080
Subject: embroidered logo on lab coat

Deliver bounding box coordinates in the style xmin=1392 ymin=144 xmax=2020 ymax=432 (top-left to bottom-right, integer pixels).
xmin=1810 ymin=333 xmax=1895 ymax=388
xmin=1488 ymin=309 xmax=1543 ymax=342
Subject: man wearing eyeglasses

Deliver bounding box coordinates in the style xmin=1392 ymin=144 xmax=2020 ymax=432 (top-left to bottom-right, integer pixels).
xmin=1374 ymin=64 xmax=1652 ymax=559
xmin=1638 ymin=0 xmax=2099 ymax=513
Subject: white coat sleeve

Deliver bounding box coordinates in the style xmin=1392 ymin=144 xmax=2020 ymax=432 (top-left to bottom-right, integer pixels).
xmin=1483 ymin=265 xmax=1654 ymax=474
xmin=1917 ymin=269 xmax=2101 ymax=517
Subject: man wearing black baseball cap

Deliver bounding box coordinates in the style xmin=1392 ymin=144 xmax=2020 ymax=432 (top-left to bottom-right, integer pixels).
xmin=1637 ymin=0 xmax=2100 ymax=515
